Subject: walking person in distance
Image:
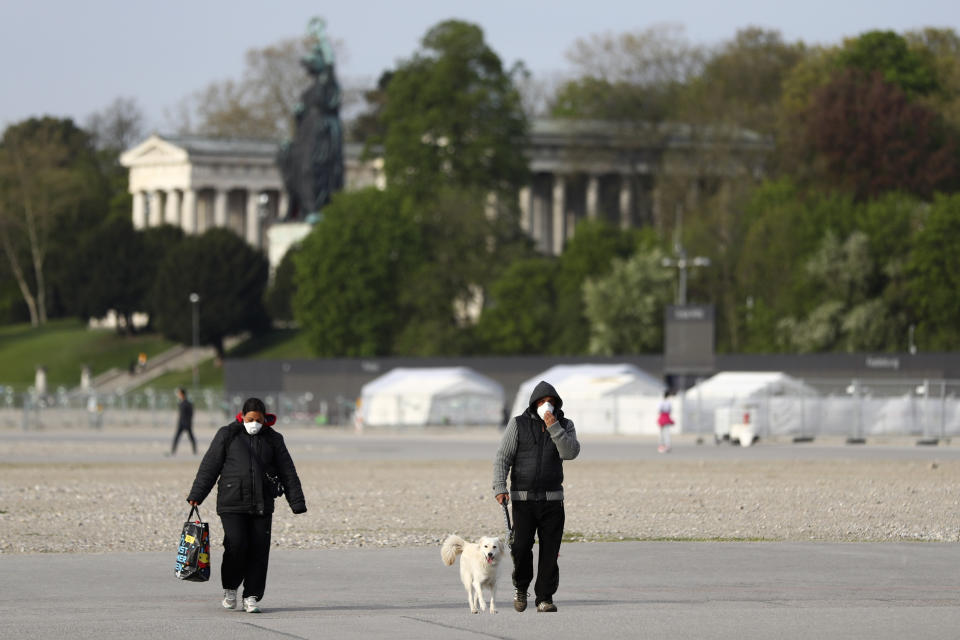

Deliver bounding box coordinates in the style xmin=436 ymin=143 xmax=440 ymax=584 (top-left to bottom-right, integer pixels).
xmin=493 ymin=380 xmax=580 ymax=613
xmin=187 ymin=397 xmax=307 ymax=613
xmin=170 ymin=387 xmax=196 ymax=456
xmin=657 ymin=390 xmax=675 ymax=453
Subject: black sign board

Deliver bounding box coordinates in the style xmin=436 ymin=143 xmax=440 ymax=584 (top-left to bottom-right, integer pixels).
xmin=664 ymin=304 xmax=715 ymax=374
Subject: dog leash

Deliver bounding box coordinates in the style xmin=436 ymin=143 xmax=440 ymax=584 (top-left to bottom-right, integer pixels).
xmin=501 ymin=501 xmax=514 ymax=548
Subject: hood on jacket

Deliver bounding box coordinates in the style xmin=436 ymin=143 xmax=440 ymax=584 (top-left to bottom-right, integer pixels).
xmin=526 ymin=380 xmax=564 ymax=420
xmin=235 ymin=412 xmax=277 ymax=427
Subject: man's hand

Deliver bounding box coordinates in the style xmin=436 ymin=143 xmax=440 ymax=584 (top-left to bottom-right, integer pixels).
xmin=188 ymin=500 xmax=198 ymax=506
xmin=543 ymin=411 xmax=558 ymax=428
xmin=496 ymin=493 xmax=509 ymax=505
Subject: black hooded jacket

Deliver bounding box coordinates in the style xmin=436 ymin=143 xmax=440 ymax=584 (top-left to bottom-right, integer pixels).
xmin=187 ymin=420 xmax=307 ymax=516
xmin=508 ymin=380 xmax=579 ymax=495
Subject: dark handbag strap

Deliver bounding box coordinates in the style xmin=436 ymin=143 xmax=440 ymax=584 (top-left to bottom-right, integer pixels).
xmin=187 ymin=504 xmax=202 ymax=523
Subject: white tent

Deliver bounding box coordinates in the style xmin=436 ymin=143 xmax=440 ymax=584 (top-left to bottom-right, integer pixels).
xmin=684 ymin=372 xmax=819 ymax=438
xmin=510 ymin=364 xmax=665 ymax=435
xmin=360 ymin=367 xmax=504 ymax=427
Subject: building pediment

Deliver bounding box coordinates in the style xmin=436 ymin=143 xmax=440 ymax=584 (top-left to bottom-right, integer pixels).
xmin=119 ymin=134 xmax=190 ymax=167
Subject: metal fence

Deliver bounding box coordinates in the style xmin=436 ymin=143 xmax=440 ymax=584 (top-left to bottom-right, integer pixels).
xmin=0 ymin=387 xmax=358 ymax=431
xmin=7 ymin=377 xmax=960 ymax=439
xmin=677 ymin=378 xmax=960 ymax=441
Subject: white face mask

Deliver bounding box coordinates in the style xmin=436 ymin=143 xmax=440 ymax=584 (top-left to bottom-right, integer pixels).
xmin=537 ymin=402 xmax=554 ymax=420
xmin=244 ymin=421 xmax=262 ymax=435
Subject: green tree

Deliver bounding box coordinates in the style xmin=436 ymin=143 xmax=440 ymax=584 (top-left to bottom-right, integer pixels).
xmin=682 ymin=27 xmax=806 ymax=136
xmin=0 ymin=118 xmax=108 ymax=326
xmin=391 ymin=186 xmax=528 ymax=355
xmin=779 ymin=29 xmax=957 ymax=187
xmin=583 ymin=246 xmax=673 ymax=354
xmin=906 ymin=28 xmax=960 ymax=129
xmin=379 ymin=20 xmax=529 ymax=197
xmin=139 ymin=225 xmax=186 ymax=326
xmin=906 ymin=193 xmax=960 ymax=349
xmin=550 ymin=220 xmax=642 ymax=354
xmin=150 ymin=228 xmax=269 ymax=357
xmin=475 ymin=257 xmax=557 ymax=354
xmin=835 ymin=30 xmax=940 ymax=98
xmin=804 ymin=69 xmax=957 ymax=200
xmin=550 ymin=25 xmax=702 ymax=122
xmin=60 ymin=217 xmax=147 ymax=332
xmin=733 ymin=180 xmax=859 ymax=351
xmin=293 ymin=188 xmax=421 ymax=356
xmin=265 ymin=241 xmax=302 ymax=323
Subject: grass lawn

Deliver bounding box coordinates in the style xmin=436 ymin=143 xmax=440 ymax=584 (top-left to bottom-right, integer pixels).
xmin=141 ymin=357 xmax=225 ymax=391
xmin=0 ymin=319 xmax=176 ymax=390
xmin=0 ymin=321 xmax=312 ymax=392
xmin=129 ymin=328 xmax=311 ymax=392
xmin=230 ymin=328 xmax=311 ymax=360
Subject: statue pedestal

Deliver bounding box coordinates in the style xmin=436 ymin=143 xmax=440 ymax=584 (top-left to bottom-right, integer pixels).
xmin=266 ymin=222 xmax=314 ymax=273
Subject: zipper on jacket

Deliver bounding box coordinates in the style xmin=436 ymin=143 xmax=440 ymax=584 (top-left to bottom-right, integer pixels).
xmin=533 ymin=421 xmax=544 ymax=491
xmin=248 ymin=434 xmax=262 ymax=515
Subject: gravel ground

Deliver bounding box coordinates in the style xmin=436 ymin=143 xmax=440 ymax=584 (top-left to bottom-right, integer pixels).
xmin=2 ymin=436 xmax=960 ymax=553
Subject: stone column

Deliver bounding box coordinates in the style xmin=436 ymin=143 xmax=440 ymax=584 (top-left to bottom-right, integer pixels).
xmin=619 ymin=175 xmax=632 ymax=230
xmin=213 ymin=189 xmax=228 ymax=228
xmin=165 ymin=189 xmax=181 ymax=226
xmin=531 ymin=182 xmax=545 ymax=250
xmin=182 ymin=189 xmax=197 ymax=234
xmin=518 ymin=186 xmax=532 ymax=233
xmin=586 ymin=175 xmax=599 ymax=220
xmin=132 ymin=191 xmax=146 ymax=229
xmin=245 ymin=190 xmax=261 ymax=248
xmin=278 ymin=191 xmax=290 ymax=221
xmin=150 ymin=191 xmax=164 ymax=227
xmin=552 ymin=174 xmax=566 ymax=255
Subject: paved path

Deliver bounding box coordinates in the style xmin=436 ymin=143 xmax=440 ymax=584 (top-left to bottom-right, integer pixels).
xmin=3 ymin=542 xmax=960 ymax=639
xmin=3 ymin=426 xmax=960 ymax=464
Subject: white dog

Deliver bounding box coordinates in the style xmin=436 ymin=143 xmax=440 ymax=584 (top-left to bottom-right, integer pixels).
xmin=441 ymin=534 xmax=505 ymax=614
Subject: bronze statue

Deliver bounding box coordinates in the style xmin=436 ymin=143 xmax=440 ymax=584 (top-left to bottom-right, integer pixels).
xmin=278 ymin=18 xmax=344 ymax=220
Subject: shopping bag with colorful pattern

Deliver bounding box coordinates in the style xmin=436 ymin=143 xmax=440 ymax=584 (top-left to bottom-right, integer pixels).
xmin=174 ymin=505 xmax=210 ymax=582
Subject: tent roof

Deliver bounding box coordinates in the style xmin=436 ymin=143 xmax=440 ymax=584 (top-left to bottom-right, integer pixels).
xmin=517 ymin=364 xmax=664 ymax=402
xmin=688 ymin=371 xmax=817 ymax=398
xmin=361 ymin=367 xmax=503 ymax=397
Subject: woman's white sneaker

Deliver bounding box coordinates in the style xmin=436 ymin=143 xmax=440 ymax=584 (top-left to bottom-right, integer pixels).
xmin=243 ymin=596 xmax=261 ymax=613
xmin=222 ymin=589 xmax=238 ymax=609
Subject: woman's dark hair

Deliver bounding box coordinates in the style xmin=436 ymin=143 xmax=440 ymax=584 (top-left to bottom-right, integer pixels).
xmin=242 ymin=397 xmax=267 ymax=415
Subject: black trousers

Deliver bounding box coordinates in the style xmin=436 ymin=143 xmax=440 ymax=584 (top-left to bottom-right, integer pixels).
xmin=510 ymin=500 xmax=565 ymax=605
xmin=220 ymin=513 xmax=272 ymax=600
xmin=171 ymin=425 xmax=196 ymax=454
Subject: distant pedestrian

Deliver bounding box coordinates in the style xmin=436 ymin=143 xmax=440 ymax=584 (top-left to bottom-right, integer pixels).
xmin=171 ymin=387 xmax=196 ymax=455
xmin=187 ymin=397 xmax=307 ymax=614
xmin=657 ymin=391 xmax=674 ymax=453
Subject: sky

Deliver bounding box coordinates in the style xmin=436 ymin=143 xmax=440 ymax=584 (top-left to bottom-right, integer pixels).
xmin=1 ymin=0 xmax=957 ymax=132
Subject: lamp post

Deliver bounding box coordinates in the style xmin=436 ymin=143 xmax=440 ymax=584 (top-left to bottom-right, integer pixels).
xmin=661 ymin=246 xmax=711 ymax=305
xmin=189 ymin=293 xmax=200 ymax=391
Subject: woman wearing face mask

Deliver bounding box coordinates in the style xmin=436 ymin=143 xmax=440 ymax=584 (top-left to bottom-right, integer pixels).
xmin=187 ymin=397 xmax=307 ymax=613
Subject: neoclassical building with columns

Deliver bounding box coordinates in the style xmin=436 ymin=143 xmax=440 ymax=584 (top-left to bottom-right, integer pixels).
xmin=120 ymin=119 xmax=769 ymax=264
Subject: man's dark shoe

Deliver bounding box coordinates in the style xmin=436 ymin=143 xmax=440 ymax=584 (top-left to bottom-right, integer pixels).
xmin=513 ymin=589 xmax=528 ymax=612
xmin=536 ymin=601 xmax=557 ymax=612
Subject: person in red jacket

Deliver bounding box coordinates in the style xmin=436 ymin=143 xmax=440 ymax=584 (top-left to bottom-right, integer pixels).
xmin=657 ymin=391 xmax=675 ymax=453
xmin=187 ymin=397 xmax=307 ymax=613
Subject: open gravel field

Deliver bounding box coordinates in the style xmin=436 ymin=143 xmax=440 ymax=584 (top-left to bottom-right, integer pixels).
xmin=2 ymin=428 xmax=960 ymax=553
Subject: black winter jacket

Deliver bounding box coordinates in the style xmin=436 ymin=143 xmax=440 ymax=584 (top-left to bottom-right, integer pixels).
xmin=511 ymin=380 xmax=569 ymax=493
xmin=187 ymin=422 xmax=307 ymax=516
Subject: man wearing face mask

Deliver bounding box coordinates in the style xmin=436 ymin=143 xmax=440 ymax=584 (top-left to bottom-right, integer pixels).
xmin=493 ymin=380 xmax=580 ymax=613
xmin=187 ymin=397 xmax=307 ymax=614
